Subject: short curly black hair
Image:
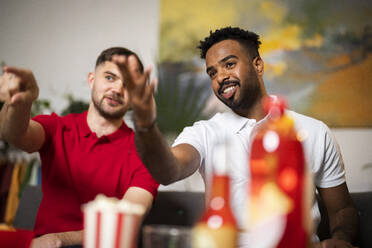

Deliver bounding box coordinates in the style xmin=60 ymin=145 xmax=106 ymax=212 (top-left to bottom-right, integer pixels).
xmin=198 ymin=27 xmax=261 ymax=59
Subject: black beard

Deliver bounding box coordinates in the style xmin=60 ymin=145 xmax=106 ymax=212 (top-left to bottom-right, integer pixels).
xmin=218 ymin=72 xmax=262 ymax=115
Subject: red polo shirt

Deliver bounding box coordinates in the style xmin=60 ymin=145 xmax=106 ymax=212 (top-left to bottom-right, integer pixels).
xmin=32 ymin=112 xmax=159 ymax=236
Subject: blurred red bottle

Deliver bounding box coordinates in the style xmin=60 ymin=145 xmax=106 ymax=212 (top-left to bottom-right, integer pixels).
xmin=192 ymin=143 xmax=238 ymax=248
xmin=246 ymin=95 xmax=312 ymax=248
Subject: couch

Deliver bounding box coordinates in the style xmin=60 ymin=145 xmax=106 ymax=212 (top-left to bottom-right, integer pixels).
xmin=13 ymin=186 xmax=372 ymax=247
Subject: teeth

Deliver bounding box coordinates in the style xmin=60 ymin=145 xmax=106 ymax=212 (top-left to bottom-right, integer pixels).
xmin=223 ymin=86 xmax=235 ymax=94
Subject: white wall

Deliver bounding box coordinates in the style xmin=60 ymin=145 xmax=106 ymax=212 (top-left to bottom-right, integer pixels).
xmin=332 ymin=128 xmax=372 ymax=192
xmin=0 ymin=0 xmax=159 ymax=113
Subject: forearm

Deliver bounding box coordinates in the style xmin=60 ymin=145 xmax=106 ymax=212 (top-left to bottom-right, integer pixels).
xmin=135 ymin=124 xmax=181 ymax=185
xmin=55 ymin=230 xmax=83 ymax=246
xmin=31 ymin=230 xmax=83 ymax=248
xmin=0 ymin=101 xmax=32 ymax=144
xmin=329 ymin=206 xmax=359 ymax=243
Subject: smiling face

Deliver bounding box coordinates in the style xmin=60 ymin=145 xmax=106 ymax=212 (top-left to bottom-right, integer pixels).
xmin=88 ymin=61 xmax=130 ymax=120
xmin=205 ymin=39 xmax=264 ymax=116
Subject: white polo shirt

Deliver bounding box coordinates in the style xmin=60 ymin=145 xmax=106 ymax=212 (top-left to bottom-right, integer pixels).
xmin=173 ymin=109 xmax=345 ymax=246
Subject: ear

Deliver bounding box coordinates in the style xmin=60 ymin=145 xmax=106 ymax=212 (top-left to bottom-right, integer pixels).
xmin=252 ymin=56 xmax=264 ymax=76
xmin=87 ymin=72 xmax=95 ymax=89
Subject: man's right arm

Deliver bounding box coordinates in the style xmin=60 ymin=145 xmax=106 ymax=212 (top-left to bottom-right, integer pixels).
xmin=135 ymin=125 xmax=200 ymax=185
xmin=0 ymin=67 xmax=45 ymax=153
xmin=112 ymin=55 xmax=201 ymax=185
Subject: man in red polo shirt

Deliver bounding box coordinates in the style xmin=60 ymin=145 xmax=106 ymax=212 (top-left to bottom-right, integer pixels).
xmin=0 ymin=47 xmax=159 ymax=247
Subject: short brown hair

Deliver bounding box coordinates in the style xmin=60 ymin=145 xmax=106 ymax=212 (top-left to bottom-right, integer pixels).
xmin=95 ymin=47 xmax=144 ymax=73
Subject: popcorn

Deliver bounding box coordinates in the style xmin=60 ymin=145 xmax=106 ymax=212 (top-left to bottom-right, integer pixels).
xmin=82 ymin=194 xmax=146 ymax=248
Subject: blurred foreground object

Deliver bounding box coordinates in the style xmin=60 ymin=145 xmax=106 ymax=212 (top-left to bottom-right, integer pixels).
xmin=82 ymin=194 xmax=145 ymax=248
xmin=0 ymin=226 xmax=33 ymax=248
xmin=143 ymin=225 xmax=191 ymax=248
xmin=246 ymin=95 xmax=313 ymax=247
xmin=192 ymin=142 xmax=238 ymax=247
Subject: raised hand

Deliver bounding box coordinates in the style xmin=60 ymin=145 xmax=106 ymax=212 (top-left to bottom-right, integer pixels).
xmin=111 ymin=55 xmax=157 ymax=130
xmin=0 ymin=66 xmax=39 ymax=106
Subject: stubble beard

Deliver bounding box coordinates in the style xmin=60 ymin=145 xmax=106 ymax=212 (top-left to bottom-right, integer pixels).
xmin=92 ymin=94 xmax=126 ymax=120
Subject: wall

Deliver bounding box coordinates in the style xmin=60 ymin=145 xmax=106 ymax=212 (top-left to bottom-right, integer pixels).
xmin=332 ymin=129 xmax=372 ymax=192
xmin=0 ymin=0 xmax=159 ymax=113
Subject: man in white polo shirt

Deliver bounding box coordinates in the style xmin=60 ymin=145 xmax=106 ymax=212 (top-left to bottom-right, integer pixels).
xmin=115 ymin=27 xmax=359 ymax=248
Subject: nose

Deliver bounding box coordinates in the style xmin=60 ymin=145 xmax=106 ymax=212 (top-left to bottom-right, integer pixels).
xmin=216 ymin=68 xmax=230 ymax=85
xmin=111 ymin=80 xmax=124 ymax=96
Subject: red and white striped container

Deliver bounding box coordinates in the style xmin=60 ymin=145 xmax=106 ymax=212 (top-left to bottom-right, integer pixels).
xmin=82 ymin=195 xmax=145 ymax=248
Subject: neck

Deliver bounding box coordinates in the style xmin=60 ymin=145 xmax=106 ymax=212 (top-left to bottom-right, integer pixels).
xmin=86 ymin=103 xmax=123 ymax=137
xmin=234 ymin=92 xmax=268 ymax=121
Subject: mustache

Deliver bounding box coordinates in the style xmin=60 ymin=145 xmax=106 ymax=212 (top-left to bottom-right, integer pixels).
xmin=104 ymin=93 xmax=123 ymax=104
xmin=218 ymin=80 xmax=240 ymax=94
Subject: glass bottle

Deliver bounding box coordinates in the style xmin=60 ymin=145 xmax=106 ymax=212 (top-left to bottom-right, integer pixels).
xmin=192 ymin=142 xmax=238 ymax=248
xmin=246 ymin=95 xmax=312 ymax=248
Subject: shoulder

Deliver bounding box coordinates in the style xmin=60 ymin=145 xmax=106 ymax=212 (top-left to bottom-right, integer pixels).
xmin=175 ymin=113 xmax=227 ymax=141
xmin=57 ymin=112 xmax=88 ymax=132
xmin=32 ymin=112 xmax=81 ymax=123
xmin=286 ymin=110 xmax=328 ymax=135
xmin=286 ymin=110 xmax=331 ymax=161
xmin=189 ymin=112 xmax=232 ymax=129
xmin=33 ymin=112 xmax=87 ymax=135
xmin=60 ymin=112 xmax=85 ymax=124
xmin=32 ymin=112 xmax=62 ymax=131
xmin=32 ymin=112 xmax=60 ymax=122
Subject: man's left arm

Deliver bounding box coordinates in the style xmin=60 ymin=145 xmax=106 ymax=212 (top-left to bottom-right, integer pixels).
xmin=316 ymin=183 xmax=359 ymax=248
xmin=123 ymin=186 xmax=154 ymax=214
xmin=30 ymin=230 xmax=82 ymax=248
xmin=30 ymin=188 xmax=153 ymax=248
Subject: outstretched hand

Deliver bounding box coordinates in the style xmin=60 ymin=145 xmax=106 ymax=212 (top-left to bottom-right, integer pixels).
xmin=112 ymin=55 xmax=157 ymax=130
xmin=0 ymin=66 xmax=39 ymax=106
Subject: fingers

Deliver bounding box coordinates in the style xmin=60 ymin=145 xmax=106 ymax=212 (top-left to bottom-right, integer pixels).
xmin=8 ymin=74 xmax=22 ymax=95
xmin=0 ymin=74 xmax=9 ymax=101
xmin=0 ymin=72 xmax=19 ymax=103
xmin=112 ymin=54 xmax=153 ymax=96
xmin=10 ymin=91 xmax=29 ymax=105
xmin=0 ymin=66 xmax=38 ymax=105
xmin=3 ymin=66 xmax=28 ymax=78
xmin=111 ymin=55 xmax=133 ymax=90
xmin=127 ymin=55 xmax=143 ymax=80
xmin=143 ymin=78 xmax=157 ymax=105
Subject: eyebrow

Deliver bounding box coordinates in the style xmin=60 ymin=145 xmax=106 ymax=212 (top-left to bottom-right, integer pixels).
xmin=103 ymin=71 xmax=119 ymax=78
xmin=206 ymin=55 xmax=238 ymax=74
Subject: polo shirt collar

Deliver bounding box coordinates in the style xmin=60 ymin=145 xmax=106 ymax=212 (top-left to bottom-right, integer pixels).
xmin=78 ymin=111 xmax=131 ymax=141
xmin=79 ymin=111 xmax=91 ymax=137
xmin=221 ymin=109 xmax=270 ymax=133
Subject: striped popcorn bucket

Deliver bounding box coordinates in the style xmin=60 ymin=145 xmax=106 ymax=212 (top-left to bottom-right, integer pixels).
xmin=82 ymin=195 xmax=145 ymax=248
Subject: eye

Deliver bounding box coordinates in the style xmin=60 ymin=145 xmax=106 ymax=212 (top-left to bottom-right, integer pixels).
xmin=208 ymin=70 xmax=216 ymax=79
xmin=105 ymin=75 xmax=114 ymax=81
xmin=226 ymin=61 xmax=236 ymax=69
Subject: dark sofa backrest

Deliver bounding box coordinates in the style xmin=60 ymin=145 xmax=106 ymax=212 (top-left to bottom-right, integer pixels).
xmin=13 ymin=186 xmax=372 ymax=247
